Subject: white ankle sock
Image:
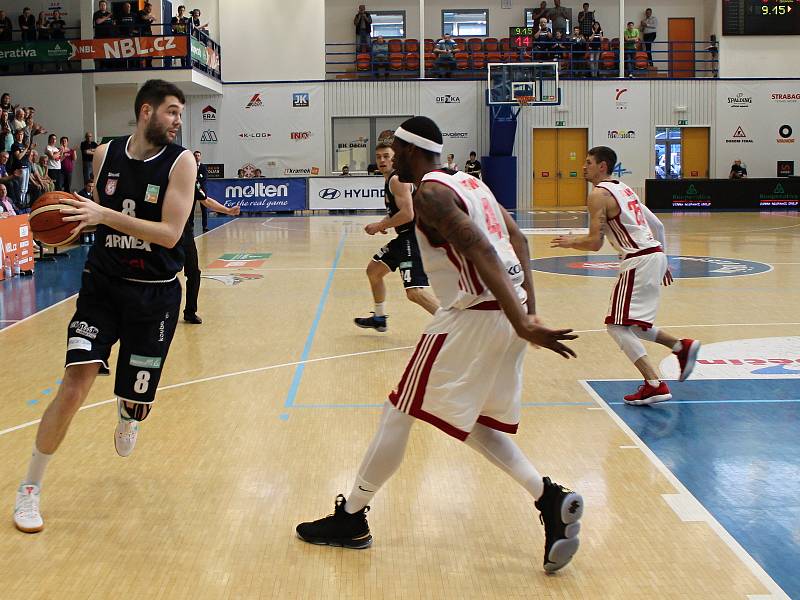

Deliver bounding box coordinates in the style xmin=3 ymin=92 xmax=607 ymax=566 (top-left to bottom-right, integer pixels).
xmin=23 ymin=446 xmax=53 ymax=488
xmin=647 ymin=379 xmax=660 ymax=387
xmin=672 ymin=341 xmax=683 ymax=352
xmin=374 ymin=302 xmax=386 ymax=317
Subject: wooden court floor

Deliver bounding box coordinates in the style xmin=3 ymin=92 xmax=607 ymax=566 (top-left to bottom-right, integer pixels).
xmin=0 ymin=211 xmax=798 ymax=599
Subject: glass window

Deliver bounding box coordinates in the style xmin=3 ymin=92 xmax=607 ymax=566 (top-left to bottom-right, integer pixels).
xmin=442 ymin=9 xmax=488 ymax=37
xmin=654 ymin=127 xmax=682 ymax=179
xmin=371 ymin=11 xmax=405 ymax=38
xmin=524 ymin=8 xmax=570 ymax=32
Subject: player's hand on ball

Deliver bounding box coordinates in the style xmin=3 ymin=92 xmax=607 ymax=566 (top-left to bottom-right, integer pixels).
xmin=60 ymin=193 xmax=106 ymax=233
xmin=517 ymin=315 xmax=578 ymax=358
xmin=364 ymin=222 xmax=384 ymax=235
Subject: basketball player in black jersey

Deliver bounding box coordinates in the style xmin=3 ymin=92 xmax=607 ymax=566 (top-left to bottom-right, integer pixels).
xmin=13 ymin=80 xmax=196 ymax=533
xmin=354 ymin=142 xmax=439 ymax=331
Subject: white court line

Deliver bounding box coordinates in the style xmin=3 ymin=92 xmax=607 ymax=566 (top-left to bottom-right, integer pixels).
xmin=579 ymin=380 xmax=790 ymax=600
xmin=0 ymin=320 xmax=19 ymax=323
xmin=0 ymin=219 xmax=240 ymax=337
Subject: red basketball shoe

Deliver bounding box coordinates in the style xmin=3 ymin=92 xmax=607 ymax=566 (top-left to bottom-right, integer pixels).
xmin=624 ymin=381 xmax=672 ymax=406
xmin=674 ymin=339 xmax=701 ymax=382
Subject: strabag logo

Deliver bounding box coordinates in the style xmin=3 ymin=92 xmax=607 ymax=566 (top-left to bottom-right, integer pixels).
xmin=245 ymin=93 xmax=263 ymax=108
xmin=725 ymin=126 xmax=753 ymax=144
xmin=436 ymin=94 xmax=461 ymax=103
xmin=727 ymin=92 xmax=752 ymax=108
xmin=608 ymin=130 xmax=635 ymax=139
xmin=200 ymin=129 xmax=217 ymax=143
xmin=777 ymin=125 xmax=795 ymax=144
xmin=201 ymin=105 xmax=216 ymax=121
xmin=771 ymin=93 xmax=800 ymax=103
xmin=224 ymin=182 xmax=289 ymax=199
xmin=239 ymin=132 xmax=271 ymax=139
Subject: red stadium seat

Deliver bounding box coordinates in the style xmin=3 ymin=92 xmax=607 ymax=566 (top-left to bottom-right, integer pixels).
xmin=484 ymin=37 xmax=499 ymax=52
xmin=404 ymin=38 xmax=419 ymax=53
xmin=405 ymin=53 xmax=420 ymax=71
xmin=499 ymin=37 xmax=513 ymax=51
xmin=601 ymin=50 xmax=616 ymax=70
xmin=502 ymin=50 xmax=519 ymax=63
xmin=424 ymin=38 xmax=435 ymax=52
xmin=455 ymin=52 xmax=469 ymax=69
xmin=356 ymin=53 xmax=371 ymax=71
xmin=388 ymin=39 xmax=403 ymax=53
xmin=424 ymin=52 xmax=435 ymax=69
xmin=471 ymin=52 xmax=486 ymax=70
xmin=389 ymin=52 xmax=404 ymax=70
xmin=635 ymin=50 xmax=648 ymax=70
xmin=467 ymin=38 xmax=484 ymax=53
xmin=486 ymin=51 xmax=503 ymax=64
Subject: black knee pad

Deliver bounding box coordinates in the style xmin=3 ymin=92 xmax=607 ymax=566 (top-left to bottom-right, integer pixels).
xmin=119 ymin=399 xmax=152 ymax=422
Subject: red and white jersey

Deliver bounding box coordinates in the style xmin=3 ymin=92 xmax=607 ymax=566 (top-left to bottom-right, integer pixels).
xmin=596 ymin=180 xmax=661 ymax=257
xmin=416 ymin=170 xmax=526 ymax=310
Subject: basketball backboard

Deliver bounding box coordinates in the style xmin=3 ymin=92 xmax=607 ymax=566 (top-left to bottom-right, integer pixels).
xmin=487 ymin=61 xmax=561 ymax=106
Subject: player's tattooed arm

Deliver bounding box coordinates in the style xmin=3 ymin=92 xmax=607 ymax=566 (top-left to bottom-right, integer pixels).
xmin=550 ymin=187 xmax=607 ymax=251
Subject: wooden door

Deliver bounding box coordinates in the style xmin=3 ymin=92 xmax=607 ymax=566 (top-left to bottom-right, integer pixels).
xmin=556 ymin=128 xmax=588 ymax=207
xmin=681 ymin=127 xmax=709 ymax=178
xmin=668 ymin=18 xmax=695 ymax=78
xmin=532 ymin=129 xmax=558 ymax=207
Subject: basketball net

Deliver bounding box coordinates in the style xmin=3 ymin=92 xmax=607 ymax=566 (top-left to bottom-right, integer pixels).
xmin=515 ymin=95 xmax=535 ymax=107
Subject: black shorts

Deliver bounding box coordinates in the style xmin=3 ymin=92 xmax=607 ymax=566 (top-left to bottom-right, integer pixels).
xmin=65 ymin=270 xmax=181 ymax=404
xmin=373 ymin=233 xmax=429 ymax=289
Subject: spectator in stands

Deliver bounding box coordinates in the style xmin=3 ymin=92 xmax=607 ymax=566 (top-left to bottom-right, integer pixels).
xmin=640 ymin=8 xmax=657 ymax=67
xmin=19 ymin=7 xmax=36 ymax=41
xmin=32 ymin=152 xmax=55 ymax=195
xmin=434 ymin=33 xmax=458 ymax=78
xmin=93 ymin=1 xmax=115 ymax=70
xmin=570 ymin=27 xmax=589 ymax=76
xmin=729 ymin=159 xmax=747 ymax=179
xmin=0 ymin=12 xmax=12 ymax=72
xmin=77 ymin=179 xmax=95 ymax=200
xmin=237 ymin=168 xmax=244 ymax=178
xmin=139 ymin=3 xmax=155 ymax=36
xmin=0 ymin=151 xmax=20 ymax=197
xmin=464 ymin=152 xmax=481 ymax=179
xmin=340 ymin=165 xmax=351 ymax=176
xmin=190 ymin=9 xmax=208 ymax=33
xmin=46 ymin=134 xmax=62 ymax=191
xmin=50 ymin=10 xmax=66 ymax=39
xmin=367 ymin=163 xmax=378 ymax=175
xmin=551 ymin=30 xmax=568 ymax=65
xmin=354 ymin=5 xmax=372 ymax=54
xmin=0 ymin=94 xmax=11 ymax=113
xmin=0 ymin=184 xmax=16 ymax=216
xmin=548 ymin=0 xmax=569 ymax=35
xmin=446 ymin=154 xmax=458 ymax=171
xmin=1 ymin=110 xmax=13 ymax=152
xmin=10 ymin=129 xmax=33 ymax=208
xmin=170 ymin=6 xmax=190 ymax=67
xmin=36 ymin=11 xmax=50 ymax=40
xmin=534 ymin=17 xmax=553 ymax=59
xmin=11 ymin=108 xmax=28 ymax=140
xmin=371 ymin=35 xmax=389 ymax=78
xmin=59 ymin=137 xmax=76 ymax=192
xmin=588 ymin=21 xmax=603 ymax=78
xmin=578 ymin=3 xmax=594 ymax=36
xmin=80 ymin=132 xmax=98 ymax=185
xmin=117 ymin=2 xmax=139 ymax=69
xmin=623 ymin=21 xmax=640 ymax=76
xmin=531 ymin=1 xmax=548 ymax=23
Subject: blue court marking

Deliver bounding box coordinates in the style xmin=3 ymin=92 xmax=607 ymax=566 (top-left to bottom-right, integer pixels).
xmin=284 ymin=230 xmax=348 ymax=410
xmin=588 ymin=378 xmax=799 ymax=600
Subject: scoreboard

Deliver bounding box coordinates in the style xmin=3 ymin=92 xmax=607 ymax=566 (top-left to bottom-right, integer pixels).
xmin=722 ymin=0 xmax=800 ymax=35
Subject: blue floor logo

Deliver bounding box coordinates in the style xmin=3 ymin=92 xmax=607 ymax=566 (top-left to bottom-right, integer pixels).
xmin=532 ymin=255 xmax=772 ymax=278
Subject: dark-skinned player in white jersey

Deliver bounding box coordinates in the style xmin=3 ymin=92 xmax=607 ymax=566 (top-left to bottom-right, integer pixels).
xmin=551 ymin=146 xmax=701 ymax=405
xmin=297 ymin=116 xmax=584 ymax=574
xmin=13 ymin=80 xmax=196 ymax=533
xmin=354 ymin=142 xmax=439 ymax=332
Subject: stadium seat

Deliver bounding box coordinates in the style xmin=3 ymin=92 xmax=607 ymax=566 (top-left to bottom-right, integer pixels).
xmin=502 ymin=50 xmax=519 ymax=63
xmin=601 ymin=50 xmax=617 ymax=70
xmin=404 ymin=38 xmax=419 ymax=53
xmin=471 ymin=52 xmax=486 ymax=70
xmin=455 ymin=38 xmax=467 ymax=50
xmin=424 ymin=39 xmax=435 ymax=52
xmin=467 ymin=38 xmax=484 ymax=53
xmin=388 ymin=39 xmax=403 ymax=53
xmin=424 ymin=52 xmax=435 ymax=70
xmin=500 ymin=37 xmax=513 ymax=51
xmin=455 ymin=52 xmax=469 ymax=69
xmin=356 ymin=53 xmax=371 ymax=71
xmin=389 ymin=52 xmax=404 ymax=70
xmin=486 ymin=51 xmax=503 ymax=64
xmin=635 ymin=50 xmax=648 ymax=70
xmin=484 ymin=37 xmax=499 ymax=52
xmin=405 ymin=53 xmax=420 ymax=71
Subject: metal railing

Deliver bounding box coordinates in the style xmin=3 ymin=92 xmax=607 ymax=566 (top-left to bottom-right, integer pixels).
xmin=326 ymin=39 xmax=718 ymax=80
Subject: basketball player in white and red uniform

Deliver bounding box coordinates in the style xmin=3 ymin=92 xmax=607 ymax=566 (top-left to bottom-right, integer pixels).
xmin=551 ymin=146 xmax=700 ymax=405
xmin=297 ymin=116 xmax=584 ymax=574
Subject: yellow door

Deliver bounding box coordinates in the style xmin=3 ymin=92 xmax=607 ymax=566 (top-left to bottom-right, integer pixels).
xmin=556 ymin=128 xmax=588 ymax=207
xmin=532 ymin=129 xmax=558 ymax=208
xmin=682 ymin=127 xmax=710 ymax=178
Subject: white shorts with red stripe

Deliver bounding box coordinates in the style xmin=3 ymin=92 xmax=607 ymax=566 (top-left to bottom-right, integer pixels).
xmin=605 ymin=252 xmax=668 ymax=330
xmin=388 ymin=306 xmax=526 ymax=441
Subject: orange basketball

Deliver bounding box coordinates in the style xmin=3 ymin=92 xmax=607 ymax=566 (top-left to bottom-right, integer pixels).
xmin=29 ymin=191 xmax=80 ymax=247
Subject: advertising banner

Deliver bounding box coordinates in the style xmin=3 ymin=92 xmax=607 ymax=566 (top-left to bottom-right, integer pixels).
xmin=190 ymin=37 xmax=220 ymax=71
xmin=193 ymin=84 xmax=324 ymax=180
xmin=646 ymin=178 xmax=799 ymax=211
xmin=0 ymin=40 xmax=71 ymax=63
xmin=715 ymin=81 xmax=800 ymax=178
xmin=308 ymin=177 xmax=386 ymax=210
xmin=206 ymin=178 xmax=307 ymax=212
xmin=591 ymin=81 xmax=651 ymax=190
xmin=0 ymin=215 xmax=35 ymax=279
xmin=420 ymin=81 xmax=478 ymax=168
xmin=69 ymin=35 xmax=188 ymax=60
